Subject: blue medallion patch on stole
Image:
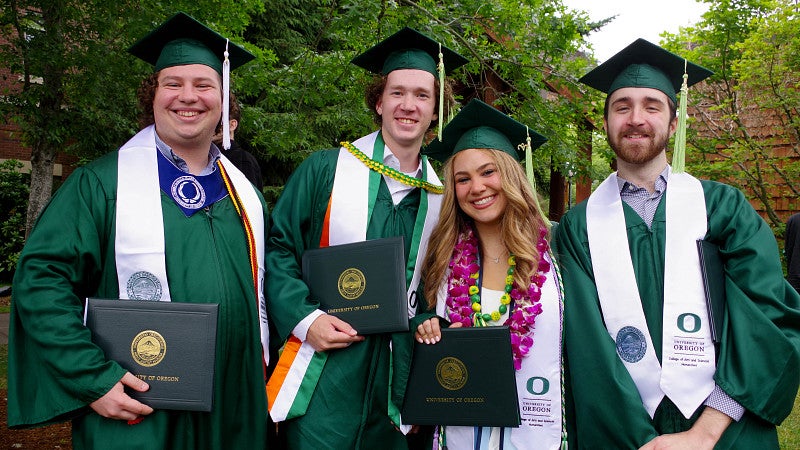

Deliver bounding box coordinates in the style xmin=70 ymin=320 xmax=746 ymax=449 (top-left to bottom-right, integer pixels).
xmin=126 ymin=271 xmax=163 ymax=300
xmin=156 ymin=151 xmax=228 ymax=217
xmin=616 ymin=326 xmax=647 ymax=363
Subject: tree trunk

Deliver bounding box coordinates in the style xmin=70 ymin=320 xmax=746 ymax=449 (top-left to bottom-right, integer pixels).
xmin=25 ymin=144 xmax=56 ymax=237
xmin=549 ymin=164 xmax=565 ymax=222
xmin=23 ymin=3 xmax=65 ymax=237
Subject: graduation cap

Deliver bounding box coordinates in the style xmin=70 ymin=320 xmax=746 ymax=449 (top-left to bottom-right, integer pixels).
xmin=128 ymin=12 xmax=254 ymax=74
xmin=128 ymin=12 xmax=255 ymax=150
xmin=423 ymin=98 xmax=547 ymax=163
xmin=351 ymin=27 xmax=468 ymax=77
xmin=578 ymin=38 xmax=713 ymax=104
xmin=352 ymin=27 xmax=468 ymax=140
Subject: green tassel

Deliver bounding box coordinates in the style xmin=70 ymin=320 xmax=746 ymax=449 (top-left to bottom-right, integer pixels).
xmin=672 ymin=60 xmax=689 ymax=174
xmin=523 ymin=127 xmax=549 ymax=225
xmin=525 ymin=130 xmax=535 ymax=190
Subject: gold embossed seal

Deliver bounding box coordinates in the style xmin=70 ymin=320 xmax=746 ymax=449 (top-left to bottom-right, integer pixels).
xmin=436 ymin=357 xmax=468 ymax=391
xmin=131 ymin=330 xmax=166 ymax=367
xmin=338 ymin=268 xmax=366 ymax=300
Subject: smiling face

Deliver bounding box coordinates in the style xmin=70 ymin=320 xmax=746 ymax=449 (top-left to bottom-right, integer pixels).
xmin=604 ymin=86 xmax=676 ymax=165
xmin=375 ymin=69 xmax=438 ymax=154
xmin=153 ymin=64 xmax=222 ymax=154
xmin=452 ymin=148 xmax=508 ymax=228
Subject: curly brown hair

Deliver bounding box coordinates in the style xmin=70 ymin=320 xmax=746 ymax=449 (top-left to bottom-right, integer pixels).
xmin=213 ymin=92 xmax=241 ymax=137
xmin=136 ymin=72 xmax=160 ymax=129
xmin=364 ymin=74 xmax=456 ymax=132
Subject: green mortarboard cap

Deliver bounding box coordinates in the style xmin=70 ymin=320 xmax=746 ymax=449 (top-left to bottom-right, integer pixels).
xmin=423 ymin=99 xmax=547 ymax=163
xmin=351 ymin=27 xmax=468 ymax=77
xmin=579 ymin=38 xmax=713 ymax=103
xmin=128 ymin=12 xmax=254 ymax=75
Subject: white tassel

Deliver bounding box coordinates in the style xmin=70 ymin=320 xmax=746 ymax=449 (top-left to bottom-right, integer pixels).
xmin=222 ymin=39 xmax=231 ymax=150
xmin=437 ymin=43 xmax=445 ymax=141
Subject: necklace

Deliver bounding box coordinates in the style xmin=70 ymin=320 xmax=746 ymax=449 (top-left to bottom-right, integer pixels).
xmin=446 ymin=225 xmax=550 ymax=370
xmin=472 ymin=254 xmax=515 ymax=324
xmin=340 ymin=141 xmax=444 ymax=194
xmin=483 ymin=249 xmax=508 ymax=264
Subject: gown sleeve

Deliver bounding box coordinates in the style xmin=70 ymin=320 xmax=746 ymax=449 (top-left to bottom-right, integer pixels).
xmin=265 ymin=150 xmax=337 ymax=340
xmin=703 ymin=181 xmax=800 ymax=424
xmin=8 ymin=162 xmax=127 ymax=428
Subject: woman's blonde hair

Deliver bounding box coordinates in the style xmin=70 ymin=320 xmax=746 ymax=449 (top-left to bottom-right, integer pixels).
xmin=422 ymin=148 xmax=550 ymax=310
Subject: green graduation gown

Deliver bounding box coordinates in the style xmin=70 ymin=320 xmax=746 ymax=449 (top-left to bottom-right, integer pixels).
xmin=266 ymin=148 xmax=434 ymax=450
xmin=8 ymin=151 xmax=270 ymax=449
xmin=554 ymin=179 xmax=800 ymax=449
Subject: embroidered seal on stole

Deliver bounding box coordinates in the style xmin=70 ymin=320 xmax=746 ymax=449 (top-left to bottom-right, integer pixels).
xmin=126 ymin=271 xmax=163 ymax=300
xmin=616 ymin=325 xmax=647 ymax=363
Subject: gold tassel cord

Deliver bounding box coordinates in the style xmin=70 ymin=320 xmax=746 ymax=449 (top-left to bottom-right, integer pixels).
xmin=672 ymin=59 xmax=689 ymax=174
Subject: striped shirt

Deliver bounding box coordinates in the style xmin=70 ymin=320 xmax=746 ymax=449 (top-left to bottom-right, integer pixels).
xmin=617 ymin=168 xmax=668 ymax=229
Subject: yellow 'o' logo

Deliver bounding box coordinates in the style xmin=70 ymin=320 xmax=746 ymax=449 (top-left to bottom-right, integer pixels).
xmin=131 ymin=330 xmax=166 ymax=367
xmin=338 ymin=268 xmax=366 ymax=300
xmin=436 ymin=357 xmax=468 ymax=391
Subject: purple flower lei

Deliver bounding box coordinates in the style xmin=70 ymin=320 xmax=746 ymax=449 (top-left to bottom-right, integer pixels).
xmin=445 ymin=225 xmax=551 ymax=370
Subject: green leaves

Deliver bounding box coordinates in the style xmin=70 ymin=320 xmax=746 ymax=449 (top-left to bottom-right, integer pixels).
xmin=2 ymin=0 xmax=599 ymax=228
xmin=239 ymin=0 xmax=597 ymax=198
xmin=662 ymin=0 xmax=799 ymax=230
xmin=0 ymin=160 xmax=29 ymax=281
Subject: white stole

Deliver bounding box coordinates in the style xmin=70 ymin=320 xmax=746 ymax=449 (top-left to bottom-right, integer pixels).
xmin=115 ymin=125 xmax=269 ymax=363
xmin=329 ymin=130 xmax=442 ymax=318
xmin=586 ymin=169 xmax=715 ymax=418
xmin=116 ymin=126 xmax=169 ymax=301
xmin=436 ymin=251 xmax=564 ymax=449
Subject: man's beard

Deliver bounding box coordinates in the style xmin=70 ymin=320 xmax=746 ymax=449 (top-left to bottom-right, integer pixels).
xmin=607 ymin=126 xmax=670 ymax=165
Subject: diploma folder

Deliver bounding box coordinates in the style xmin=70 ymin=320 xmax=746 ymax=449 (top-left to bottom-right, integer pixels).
xmin=402 ymin=326 xmax=520 ymax=427
xmin=697 ymin=239 xmax=726 ymax=343
xmin=84 ymin=298 xmax=218 ymax=412
xmin=302 ymin=236 xmax=408 ymax=334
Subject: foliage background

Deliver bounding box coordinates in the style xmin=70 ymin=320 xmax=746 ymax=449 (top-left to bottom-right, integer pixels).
xmin=1 ymin=0 xmax=602 ymax=212
xmin=661 ymin=0 xmax=800 ymax=232
xmin=1 ymin=1 xmax=799 ymax=447
xmin=0 ymin=160 xmax=28 ymax=281
xmin=1 ymin=1 xmax=798 ymax=266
